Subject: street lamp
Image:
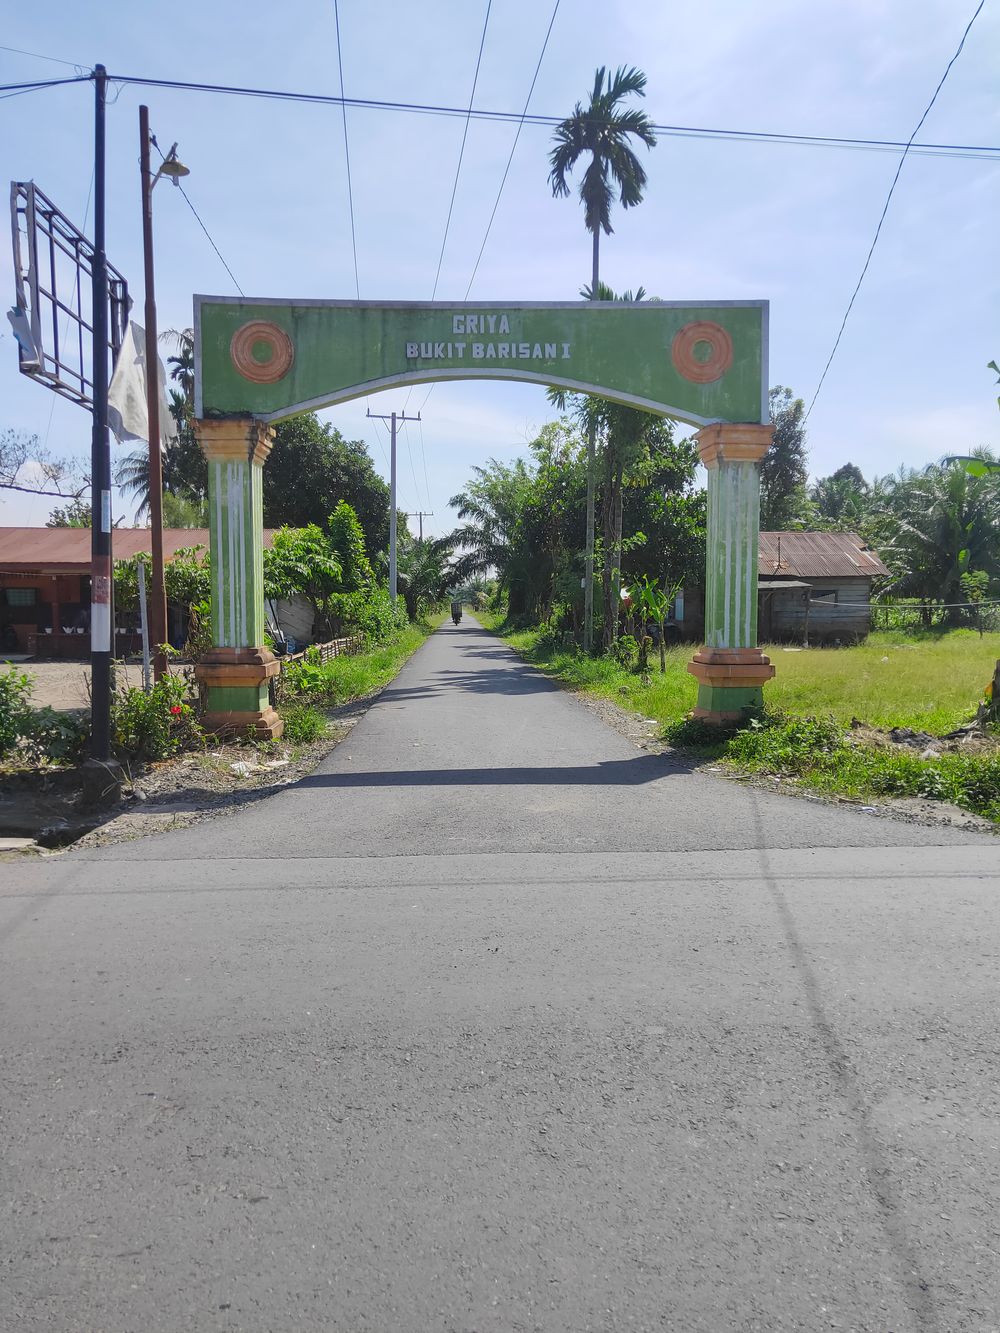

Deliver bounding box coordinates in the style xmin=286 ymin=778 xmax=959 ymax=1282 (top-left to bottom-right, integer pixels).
xmin=139 ymin=105 xmax=188 ymax=681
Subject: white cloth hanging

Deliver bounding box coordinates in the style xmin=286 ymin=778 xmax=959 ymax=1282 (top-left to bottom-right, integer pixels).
xmin=107 ymin=321 xmax=178 ymax=446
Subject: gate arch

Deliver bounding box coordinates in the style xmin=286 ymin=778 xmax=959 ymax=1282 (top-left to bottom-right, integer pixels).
xmin=193 ymin=298 xmax=774 ymax=736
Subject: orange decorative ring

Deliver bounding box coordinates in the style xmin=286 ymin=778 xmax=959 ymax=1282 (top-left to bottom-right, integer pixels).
xmin=671 ymin=320 xmax=733 ymax=384
xmin=230 ymin=320 xmax=294 ymax=384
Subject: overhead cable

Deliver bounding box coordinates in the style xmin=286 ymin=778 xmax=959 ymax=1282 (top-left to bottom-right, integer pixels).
xmin=805 ymin=0 xmax=986 ymax=420
xmin=99 ymin=73 xmax=1000 ymax=160
xmin=332 ymin=0 xmax=361 ymax=299
xmin=0 ymin=74 xmax=90 ymax=96
xmin=152 ymin=138 xmax=245 ymax=295
xmin=430 ymin=0 xmax=493 ymax=300
xmin=417 ymin=0 xmax=560 ymax=417
xmin=0 ymin=43 xmax=83 ymax=69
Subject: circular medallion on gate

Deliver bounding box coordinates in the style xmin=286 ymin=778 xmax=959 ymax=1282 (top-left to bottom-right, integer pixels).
xmin=670 ymin=320 xmax=733 ymax=384
xmin=230 ymin=320 xmax=294 ymax=384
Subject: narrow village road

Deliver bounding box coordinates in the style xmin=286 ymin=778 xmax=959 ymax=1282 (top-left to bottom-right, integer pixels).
xmin=2 ymin=618 xmax=999 ymax=1332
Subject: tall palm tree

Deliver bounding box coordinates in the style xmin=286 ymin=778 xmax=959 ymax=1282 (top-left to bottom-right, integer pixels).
xmin=548 ymin=66 xmax=657 ymax=295
xmin=549 ymin=66 xmax=656 ymax=650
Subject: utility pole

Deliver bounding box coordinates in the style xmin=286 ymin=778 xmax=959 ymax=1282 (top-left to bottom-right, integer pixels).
xmin=90 ymin=65 xmax=113 ymax=765
xmin=139 ymin=112 xmax=189 ymax=681
xmin=367 ymin=409 xmax=421 ymax=602
xmin=406 ymin=511 xmax=434 ymax=541
xmin=139 ymin=106 xmax=167 ymax=682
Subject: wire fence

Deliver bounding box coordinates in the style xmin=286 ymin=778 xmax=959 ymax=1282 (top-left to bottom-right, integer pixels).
xmin=870 ymin=600 xmax=1000 ymax=634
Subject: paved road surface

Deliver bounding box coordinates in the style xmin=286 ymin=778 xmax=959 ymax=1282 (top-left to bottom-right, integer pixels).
xmin=2 ymin=618 xmax=998 ymax=1332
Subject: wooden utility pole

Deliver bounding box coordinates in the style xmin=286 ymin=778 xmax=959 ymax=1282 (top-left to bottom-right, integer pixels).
xmin=367 ymin=409 xmax=421 ymax=602
xmin=139 ymin=106 xmax=167 ymax=681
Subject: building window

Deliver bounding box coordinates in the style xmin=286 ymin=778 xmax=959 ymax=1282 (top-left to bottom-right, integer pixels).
xmin=5 ymin=588 xmax=36 ymax=607
xmin=810 ymin=589 xmax=838 ymax=603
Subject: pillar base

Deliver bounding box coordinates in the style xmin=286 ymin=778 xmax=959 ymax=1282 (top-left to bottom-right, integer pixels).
xmin=687 ymin=648 xmax=774 ymax=726
xmin=200 ymin=705 xmax=284 ymax=740
xmin=195 ymin=647 xmax=284 ymax=739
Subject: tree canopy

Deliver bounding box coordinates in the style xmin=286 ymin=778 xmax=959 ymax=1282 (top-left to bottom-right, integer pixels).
xmin=262 ymin=414 xmax=391 ymax=558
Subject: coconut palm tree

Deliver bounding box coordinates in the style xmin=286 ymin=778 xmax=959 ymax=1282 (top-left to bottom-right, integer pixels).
xmin=549 ymin=66 xmax=656 ymax=650
xmin=870 ymin=458 xmax=1000 ymax=622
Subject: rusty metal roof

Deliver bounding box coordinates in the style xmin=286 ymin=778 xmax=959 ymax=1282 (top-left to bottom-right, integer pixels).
xmin=758 ymin=531 xmax=888 ymax=579
xmin=0 ymin=528 xmax=276 ymax=574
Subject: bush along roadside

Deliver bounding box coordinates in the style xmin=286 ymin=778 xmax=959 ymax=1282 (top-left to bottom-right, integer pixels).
xmin=665 ymin=712 xmax=1000 ymax=824
xmin=1 ymin=667 xmax=90 ymax=767
xmin=278 ymin=619 xmax=437 ymax=713
xmin=111 ymin=672 xmax=203 ymax=764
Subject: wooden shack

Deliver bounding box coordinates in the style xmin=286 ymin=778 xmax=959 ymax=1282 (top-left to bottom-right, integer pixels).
xmin=758 ymin=531 xmax=889 ymax=643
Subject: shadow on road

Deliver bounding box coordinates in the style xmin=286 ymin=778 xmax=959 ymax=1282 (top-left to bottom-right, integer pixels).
xmin=298 ymin=753 xmax=687 ymax=790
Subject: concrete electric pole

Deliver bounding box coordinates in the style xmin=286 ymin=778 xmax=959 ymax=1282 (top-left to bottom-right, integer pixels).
xmin=367 ymin=409 xmax=421 ymax=602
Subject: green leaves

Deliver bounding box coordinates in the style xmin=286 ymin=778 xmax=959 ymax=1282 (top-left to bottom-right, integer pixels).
xmin=548 ymin=64 xmax=657 ymax=238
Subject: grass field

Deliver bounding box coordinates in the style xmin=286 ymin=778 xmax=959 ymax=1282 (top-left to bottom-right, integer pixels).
xmin=486 ymin=615 xmax=1000 ymax=822
xmin=493 ymin=622 xmax=999 ymax=735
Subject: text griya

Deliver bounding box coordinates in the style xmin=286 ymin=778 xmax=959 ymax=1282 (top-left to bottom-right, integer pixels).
xmin=405 ymin=313 xmax=570 ymax=362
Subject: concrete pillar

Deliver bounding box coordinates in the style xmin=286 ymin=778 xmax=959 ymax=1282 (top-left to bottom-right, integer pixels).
xmin=687 ymin=423 xmax=775 ymax=724
xmin=194 ymin=417 xmax=282 ymax=739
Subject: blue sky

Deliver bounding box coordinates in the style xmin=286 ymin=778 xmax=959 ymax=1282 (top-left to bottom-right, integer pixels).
xmin=2 ymin=0 xmax=998 ymax=537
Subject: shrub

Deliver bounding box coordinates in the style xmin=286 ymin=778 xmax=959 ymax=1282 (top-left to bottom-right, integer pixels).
xmin=611 ymin=634 xmax=639 ymax=670
xmin=21 ymin=707 xmax=90 ymax=765
xmin=344 ymin=587 xmax=409 ymax=643
xmin=0 ymin=668 xmax=34 ymax=757
xmin=726 ymin=714 xmax=844 ymax=771
xmin=280 ymin=702 xmax=328 ymax=743
xmin=111 ymin=673 xmax=202 ymax=762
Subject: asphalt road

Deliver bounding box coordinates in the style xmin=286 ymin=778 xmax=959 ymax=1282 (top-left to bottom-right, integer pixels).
xmin=2 ymin=618 xmax=999 ymax=1332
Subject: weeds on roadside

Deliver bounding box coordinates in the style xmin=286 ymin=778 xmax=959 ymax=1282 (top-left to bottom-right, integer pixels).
xmin=279 ymin=702 xmax=328 ymax=744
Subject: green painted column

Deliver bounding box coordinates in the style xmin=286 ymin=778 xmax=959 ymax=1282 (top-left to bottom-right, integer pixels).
xmin=194 ymin=418 xmax=282 ymax=738
xmin=687 ymin=424 xmax=776 ymax=723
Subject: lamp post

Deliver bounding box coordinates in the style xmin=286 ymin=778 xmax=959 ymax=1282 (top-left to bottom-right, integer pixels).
xmin=139 ymin=106 xmax=188 ymax=681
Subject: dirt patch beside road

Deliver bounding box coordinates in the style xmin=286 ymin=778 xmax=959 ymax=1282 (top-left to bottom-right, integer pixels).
xmin=31 ymin=695 xmax=374 ymax=853
xmin=12 ymin=661 xmax=148 ymax=711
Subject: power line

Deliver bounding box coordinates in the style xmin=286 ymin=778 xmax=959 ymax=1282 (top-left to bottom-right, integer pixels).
xmin=401 ymin=416 xmax=421 ymax=506
xmin=150 ymin=134 xmax=244 ymax=295
xmin=0 ymin=43 xmax=83 ymax=69
xmin=412 ymin=0 xmax=560 ymax=424
xmin=417 ymin=416 xmax=432 ymax=512
xmin=805 ymin=0 xmax=986 ymax=421
xmin=5 ymin=69 xmax=997 ymax=160
xmin=97 ymin=74 xmax=1000 ymax=160
xmin=430 ymin=1 xmax=492 ymax=301
xmin=332 ymin=0 xmax=361 ymax=299
xmin=464 ymin=0 xmax=560 ymax=300
xmin=153 ymin=135 xmax=245 ymax=297
xmin=0 ymin=74 xmax=90 ymax=97
xmin=369 ymin=412 xmax=391 ymax=471
xmin=403 ymin=0 xmax=490 ymax=417
xmin=176 ymin=184 xmax=244 ymax=295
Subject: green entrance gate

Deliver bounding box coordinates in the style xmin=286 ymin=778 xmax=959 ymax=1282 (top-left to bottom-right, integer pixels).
xmin=193 ymin=298 xmax=775 ymax=735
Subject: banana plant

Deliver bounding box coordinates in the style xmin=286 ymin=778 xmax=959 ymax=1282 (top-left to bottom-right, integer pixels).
xmin=628 ymin=574 xmax=681 ymax=673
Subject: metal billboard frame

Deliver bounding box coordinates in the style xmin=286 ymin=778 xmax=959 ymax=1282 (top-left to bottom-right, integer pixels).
xmin=9 ymin=180 xmax=130 ymax=409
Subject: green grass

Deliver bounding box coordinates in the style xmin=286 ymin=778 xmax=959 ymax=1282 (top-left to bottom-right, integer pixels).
xmin=489 ymin=617 xmax=999 ymax=735
xmin=485 ymin=613 xmax=1000 ymax=824
xmin=282 ymin=619 xmax=438 ymax=708
xmin=765 ymin=630 xmax=1000 ymax=733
